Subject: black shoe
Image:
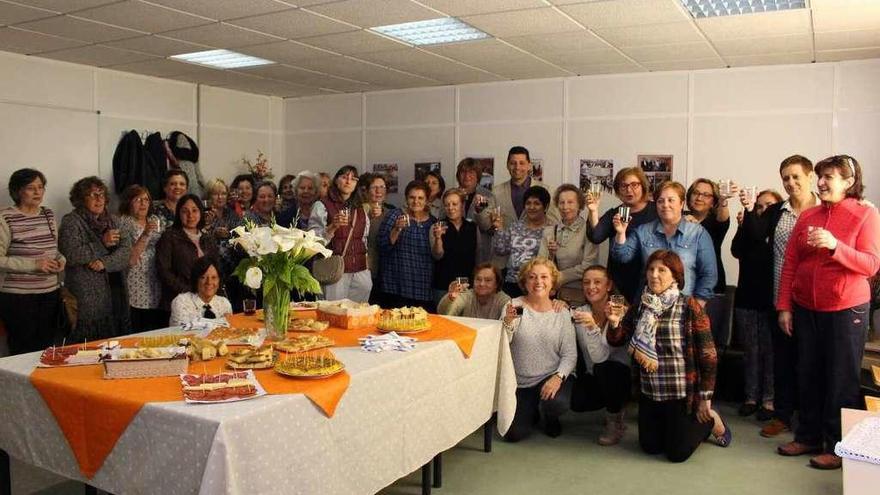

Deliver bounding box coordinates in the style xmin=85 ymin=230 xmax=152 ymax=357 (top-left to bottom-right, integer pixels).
xmin=738 ymin=403 xmax=758 ymax=417
xmin=544 ymin=418 xmax=562 ymax=438
xmin=755 ymin=407 xmax=774 ymax=422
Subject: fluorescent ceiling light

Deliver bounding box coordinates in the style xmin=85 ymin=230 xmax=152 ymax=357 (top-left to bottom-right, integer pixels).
xmin=680 ymin=0 xmax=807 ymax=18
xmin=170 ymin=49 xmax=274 ymax=69
xmin=371 ymin=17 xmax=490 ymax=46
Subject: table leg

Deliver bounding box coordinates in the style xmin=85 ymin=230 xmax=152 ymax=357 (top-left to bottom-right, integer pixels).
xmin=432 ymin=453 xmax=442 ymax=488
xmin=483 ymin=413 xmax=495 ymax=453
xmin=0 ymin=449 xmax=10 ymax=495
xmin=421 ymin=462 xmax=432 ymax=495
xmin=84 ymin=484 xmax=98 ymax=495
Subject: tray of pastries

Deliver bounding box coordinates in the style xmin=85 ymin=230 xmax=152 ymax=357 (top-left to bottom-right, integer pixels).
xmin=226 ymin=345 xmax=276 ymax=369
xmin=275 ymin=335 xmax=334 ymax=353
xmin=316 ymin=299 xmax=379 ymax=329
xmin=181 ymin=370 xmax=266 ymax=403
xmin=274 ymin=352 xmax=344 ymax=379
xmin=377 ymin=307 xmax=431 ymax=334
xmin=288 ymin=318 xmax=330 ymax=332
xmin=202 ymin=326 xmax=263 ymax=346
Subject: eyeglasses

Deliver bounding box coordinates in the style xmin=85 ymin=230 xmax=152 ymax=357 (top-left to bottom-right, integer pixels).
xmin=691 ymin=191 xmax=714 ymax=199
xmin=618 ymin=182 xmax=641 ymax=191
xmin=134 ymin=197 xmax=151 ymax=203
xmin=369 ymin=185 xmax=386 ymax=191
xmin=87 ymin=192 xmax=106 ymax=200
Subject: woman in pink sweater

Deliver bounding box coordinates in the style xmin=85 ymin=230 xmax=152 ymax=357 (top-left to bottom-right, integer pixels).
xmin=776 ymin=155 xmax=880 ymax=470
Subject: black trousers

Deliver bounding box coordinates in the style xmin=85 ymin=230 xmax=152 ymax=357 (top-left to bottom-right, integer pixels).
xmin=504 ymin=376 xmax=573 ymax=442
xmin=130 ymin=307 xmax=169 ymax=333
xmin=771 ymin=316 xmax=799 ymax=425
xmin=638 ymin=395 xmax=713 ymax=463
xmin=793 ymin=303 xmax=868 ymax=451
xmin=570 ymin=361 xmax=631 ymax=414
xmin=0 ymin=290 xmax=63 ymax=355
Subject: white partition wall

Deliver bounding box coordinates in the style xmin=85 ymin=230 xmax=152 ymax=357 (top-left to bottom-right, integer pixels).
xmin=0 ymin=50 xmax=284 ymax=216
xmin=285 ymin=58 xmax=880 ymax=284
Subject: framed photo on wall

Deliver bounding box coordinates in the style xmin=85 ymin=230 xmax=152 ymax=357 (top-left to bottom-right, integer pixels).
xmin=637 ymin=154 xmax=673 ymax=193
xmin=372 ymin=163 xmax=399 ymax=193
xmin=579 ymin=159 xmax=614 ymax=192
xmin=414 ymin=161 xmax=441 ymax=181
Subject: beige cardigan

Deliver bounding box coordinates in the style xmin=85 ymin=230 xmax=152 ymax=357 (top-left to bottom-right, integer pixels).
xmin=537 ymin=216 xmax=599 ymax=305
xmin=437 ymin=290 xmax=511 ymax=320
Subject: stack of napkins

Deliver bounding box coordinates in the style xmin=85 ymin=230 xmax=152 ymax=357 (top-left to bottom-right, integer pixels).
xmin=359 ymin=332 xmax=416 ymax=353
xmin=835 ymin=417 xmax=880 ymax=465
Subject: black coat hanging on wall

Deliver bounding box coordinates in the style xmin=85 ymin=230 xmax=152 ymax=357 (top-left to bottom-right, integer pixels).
xmin=112 ymin=130 xmax=167 ymax=198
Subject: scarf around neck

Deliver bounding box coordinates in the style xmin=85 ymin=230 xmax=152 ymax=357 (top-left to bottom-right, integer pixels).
xmin=629 ymin=283 xmax=680 ymax=373
xmin=76 ymin=208 xmax=114 ymax=240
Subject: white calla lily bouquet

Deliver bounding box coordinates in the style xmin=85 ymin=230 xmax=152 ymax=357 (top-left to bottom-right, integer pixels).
xmin=229 ymin=220 xmax=333 ymax=338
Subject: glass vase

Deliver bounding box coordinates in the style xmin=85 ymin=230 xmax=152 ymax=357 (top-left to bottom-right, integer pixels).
xmin=263 ymin=286 xmax=290 ymax=341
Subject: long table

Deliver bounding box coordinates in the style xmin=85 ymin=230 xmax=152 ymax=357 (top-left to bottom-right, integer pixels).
xmin=0 ymin=316 xmax=515 ymax=494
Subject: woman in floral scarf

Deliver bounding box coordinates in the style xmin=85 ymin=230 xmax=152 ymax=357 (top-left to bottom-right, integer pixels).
xmin=606 ymin=249 xmax=731 ymax=462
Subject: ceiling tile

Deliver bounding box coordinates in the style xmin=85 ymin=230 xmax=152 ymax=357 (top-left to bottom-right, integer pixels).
xmin=232 ymin=63 xmax=373 ymax=92
xmin=696 ymin=10 xmax=810 ymax=40
xmin=15 ymin=14 xmax=144 ymax=42
xmin=815 ymin=29 xmax=880 ymax=51
xmin=236 ymin=40 xmax=334 ymax=64
xmin=39 ymin=44 xmax=157 ymax=66
xmin=416 ymin=0 xmax=546 ymax=17
xmin=145 ymin=0 xmax=294 ymax=21
xmin=504 ymin=31 xmax=608 ymax=55
xmin=560 ymin=0 xmax=689 ymax=29
xmin=642 ymin=58 xmax=725 ymax=71
xmin=73 ymin=0 xmax=212 ymax=34
xmin=0 ymin=1 xmax=56 ymax=26
xmin=103 ymin=58 xmax=196 ymax=77
xmin=162 ymin=22 xmax=283 ymax=48
xmin=103 ymin=34 xmax=210 ymax=56
xmin=425 ymin=38 xmax=571 ymax=77
xmin=713 ymin=34 xmax=813 ymax=57
xmin=592 ymin=21 xmax=705 ymax=47
xmin=816 ymin=47 xmax=880 ymax=62
xmin=291 ymin=54 xmax=438 ymax=87
xmin=356 ymin=48 xmax=501 ymax=82
xmin=228 ymin=8 xmax=356 ymax=39
xmin=308 ymin=0 xmax=440 ymax=28
xmin=461 ymin=7 xmax=583 ymax=38
xmin=725 ymin=52 xmax=813 ymax=67
xmin=298 ymin=30 xmax=408 ymax=55
xmin=812 ymin=4 xmax=880 ymax=32
xmin=0 ymin=25 xmax=85 ymax=52
xmin=623 ymin=41 xmax=718 ymax=62
xmin=8 ymin=1 xmax=118 ymax=13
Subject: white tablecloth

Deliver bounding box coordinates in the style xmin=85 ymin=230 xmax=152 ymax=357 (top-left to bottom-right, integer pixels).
xmin=0 ymin=316 xmax=515 ymax=495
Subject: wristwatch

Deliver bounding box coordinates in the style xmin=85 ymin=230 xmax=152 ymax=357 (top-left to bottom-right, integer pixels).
xmin=555 ymin=372 xmax=565 ymax=380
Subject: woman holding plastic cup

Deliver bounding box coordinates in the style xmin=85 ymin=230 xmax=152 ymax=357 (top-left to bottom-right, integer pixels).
xmin=493 ymin=186 xmax=554 ymax=298
xmin=430 ymin=188 xmax=477 ymax=305
xmin=686 ymin=178 xmax=733 ymax=293
xmin=119 ymin=185 xmax=165 ymax=331
xmin=438 ymin=263 xmax=511 ymax=318
xmin=775 ymin=155 xmax=880 ymax=469
xmin=570 ymin=265 xmax=632 ymax=446
xmin=309 ymin=166 xmax=371 ymax=303
xmin=455 ymin=158 xmax=497 ymax=264
xmin=153 ymin=169 xmax=189 ymax=227
xmin=377 ymin=180 xmax=436 ymax=310
xmin=611 ymin=180 xmax=717 ymax=306
xmin=538 ymin=184 xmax=599 ymax=306
xmin=587 ymin=167 xmax=658 ymax=304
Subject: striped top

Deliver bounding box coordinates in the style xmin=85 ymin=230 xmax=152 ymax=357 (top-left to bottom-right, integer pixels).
xmin=0 ymin=206 xmax=61 ymax=294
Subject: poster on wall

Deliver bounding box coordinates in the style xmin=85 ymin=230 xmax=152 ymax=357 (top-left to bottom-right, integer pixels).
xmin=579 ymin=159 xmax=615 ymax=192
xmin=531 ymin=158 xmax=544 ymax=183
xmin=372 ymin=163 xmax=399 ymax=193
xmin=637 ymin=154 xmax=673 ymax=193
xmin=472 ymin=156 xmax=495 ymax=190
xmin=414 ymin=161 xmax=441 ymax=181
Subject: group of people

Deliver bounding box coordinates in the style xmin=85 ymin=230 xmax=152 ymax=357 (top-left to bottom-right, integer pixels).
xmin=0 ymin=147 xmax=877 ymax=468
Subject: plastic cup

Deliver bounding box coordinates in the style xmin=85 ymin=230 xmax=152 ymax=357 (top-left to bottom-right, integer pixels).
xmin=617 ymin=206 xmax=631 ymax=223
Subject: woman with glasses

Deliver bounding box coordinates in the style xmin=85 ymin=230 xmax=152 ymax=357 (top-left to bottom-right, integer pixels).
xmin=0 ymin=169 xmax=66 ymax=354
xmin=119 ymin=185 xmax=165 ymax=332
xmin=587 ymin=167 xmax=658 ymax=304
xmin=59 ymin=177 xmax=132 ymax=340
xmin=169 ymin=257 xmax=232 ymax=326
xmin=686 ymin=178 xmax=733 ymax=293
xmin=362 ymin=173 xmax=394 ymax=303
xmin=775 ymin=155 xmax=880 ymax=470
xmin=309 ymin=166 xmax=372 ymax=302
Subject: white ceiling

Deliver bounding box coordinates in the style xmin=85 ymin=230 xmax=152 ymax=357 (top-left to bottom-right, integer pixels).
xmin=0 ymin=0 xmax=879 ymax=98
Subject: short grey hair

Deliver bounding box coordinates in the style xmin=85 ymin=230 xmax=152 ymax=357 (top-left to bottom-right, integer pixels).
xmin=292 ymin=171 xmax=320 ymax=196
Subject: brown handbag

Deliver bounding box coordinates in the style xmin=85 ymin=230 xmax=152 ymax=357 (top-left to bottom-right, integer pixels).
xmin=311 ymin=211 xmax=356 ymax=285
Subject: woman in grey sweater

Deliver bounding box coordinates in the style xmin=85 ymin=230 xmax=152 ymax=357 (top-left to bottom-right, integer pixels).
xmin=501 ymin=257 xmax=577 ymax=441
xmin=437 ymin=263 xmax=510 ymax=319
xmin=59 ymin=177 xmax=132 ymax=341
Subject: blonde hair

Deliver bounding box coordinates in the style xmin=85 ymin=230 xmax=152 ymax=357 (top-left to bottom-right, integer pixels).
xmin=517 ymin=257 xmax=561 ymax=292
xmin=204 ymin=178 xmax=228 ymax=200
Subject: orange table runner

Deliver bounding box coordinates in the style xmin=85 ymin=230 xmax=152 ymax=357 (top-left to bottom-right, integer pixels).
xmin=29 ymin=352 xmax=349 ymax=478
xmin=227 ymin=312 xmax=478 ymax=357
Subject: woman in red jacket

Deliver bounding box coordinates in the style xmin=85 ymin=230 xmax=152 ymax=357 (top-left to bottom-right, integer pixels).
xmin=776 ymin=155 xmax=880 ymax=470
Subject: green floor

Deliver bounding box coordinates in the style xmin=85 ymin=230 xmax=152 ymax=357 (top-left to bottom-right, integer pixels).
xmin=11 ymin=404 xmax=841 ymax=495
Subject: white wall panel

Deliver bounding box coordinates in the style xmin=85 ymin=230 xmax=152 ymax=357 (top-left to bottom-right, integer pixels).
xmin=200 ymin=86 xmax=271 ymax=130
xmin=366 ymin=127 xmax=455 ymax=205
xmin=0 ymin=52 xmax=93 ymax=110
xmin=288 ymin=131 xmax=362 ymax=176
xmin=96 ymin=70 xmax=195 ymax=123
xmin=836 ymin=59 xmax=880 ymax=112
xmin=459 ymin=79 xmax=563 ymax=122
xmin=199 ymin=127 xmax=271 ymax=186
xmin=693 ymin=64 xmax=834 ymax=113
xmin=836 ymin=111 xmax=880 ymax=205
xmin=459 ymin=122 xmax=564 ymax=188
xmin=568 ymin=73 xmax=689 ymax=117
xmin=286 ymin=93 xmax=362 ymax=132
xmin=366 ymin=88 xmax=454 ymax=127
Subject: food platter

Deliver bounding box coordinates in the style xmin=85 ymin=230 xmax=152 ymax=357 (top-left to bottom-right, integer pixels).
xmin=38 ymin=345 xmax=104 ymax=367
xmin=274 ymin=354 xmax=345 ymax=379
xmin=180 ymin=370 xmax=266 ymax=404
xmin=201 ymin=326 xmax=263 ymax=346
xmin=225 ymin=345 xmax=276 ymax=370
xmin=288 ymin=318 xmax=329 ymax=332
xmin=275 ymin=335 xmax=334 ymax=353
